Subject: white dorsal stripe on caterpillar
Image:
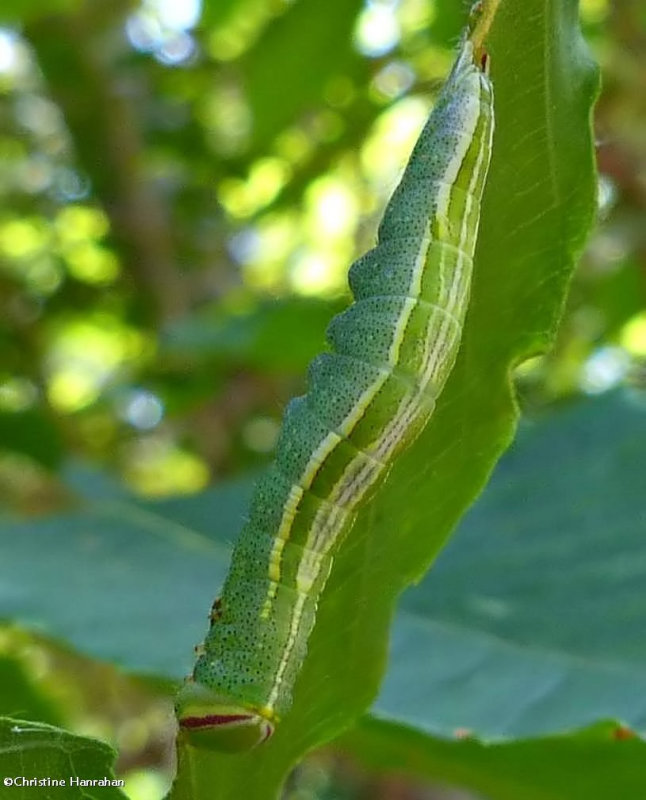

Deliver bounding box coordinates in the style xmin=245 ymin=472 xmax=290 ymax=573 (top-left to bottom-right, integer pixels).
xmin=176 ymin=33 xmax=495 ymax=753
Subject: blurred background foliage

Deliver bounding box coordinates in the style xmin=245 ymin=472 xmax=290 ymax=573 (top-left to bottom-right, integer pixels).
xmin=0 ymin=0 xmax=644 ymax=798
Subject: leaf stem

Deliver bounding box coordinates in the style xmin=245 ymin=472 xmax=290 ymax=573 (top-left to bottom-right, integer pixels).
xmin=470 ymin=0 xmax=502 ymax=56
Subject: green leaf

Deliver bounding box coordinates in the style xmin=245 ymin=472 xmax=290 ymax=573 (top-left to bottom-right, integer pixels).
xmin=163 ymin=297 xmax=344 ymax=372
xmin=0 ymin=0 xmax=80 ymax=23
xmin=0 ymin=410 xmax=63 ymax=469
xmin=377 ymin=391 xmax=646 ymax=739
xmin=238 ymin=0 xmax=366 ymax=153
xmin=0 ymin=718 xmax=127 ymax=799
xmin=0 ymin=496 xmax=234 ymax=678
xmin=340 ymin=716 xmax=646 ymax=800
xmin=0 ymin=657 xmax=64 ymax=727
xmin=200 ymin=0 xmax=239 ymax=29
xmin=432 ymin=0 xmax=468 ymax=46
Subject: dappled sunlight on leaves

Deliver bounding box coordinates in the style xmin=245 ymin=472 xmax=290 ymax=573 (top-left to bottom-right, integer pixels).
xmin=44 ymin=316 xmax=151 ymax=413
xmin=121 ymin=436 xmax=210 ymax=496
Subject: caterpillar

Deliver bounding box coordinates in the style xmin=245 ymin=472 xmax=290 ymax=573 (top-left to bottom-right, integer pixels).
xmin=176 ymin=31 xmax=494 ymax=753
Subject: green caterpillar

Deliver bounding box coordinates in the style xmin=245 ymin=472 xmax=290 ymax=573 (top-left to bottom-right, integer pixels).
xmin=176 ymin=31 xmax=495 ymax=753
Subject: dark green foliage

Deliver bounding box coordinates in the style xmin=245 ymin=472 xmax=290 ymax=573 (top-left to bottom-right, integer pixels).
xmin=0 ymin=719 xmax=127 ymax=800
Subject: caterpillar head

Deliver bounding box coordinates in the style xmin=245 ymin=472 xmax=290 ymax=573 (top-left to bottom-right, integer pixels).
xmin=176 ymin=681 xmax=274 ymax=753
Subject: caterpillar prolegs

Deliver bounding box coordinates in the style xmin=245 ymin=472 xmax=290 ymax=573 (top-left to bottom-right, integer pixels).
xmin=176 ymin=32 xmax=495 ymax=753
